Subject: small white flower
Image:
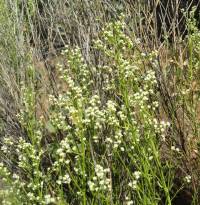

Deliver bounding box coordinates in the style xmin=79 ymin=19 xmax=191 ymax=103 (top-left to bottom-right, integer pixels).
xmin=62 ymin=173 xmax=71 ymax=184
xmin=171 ymin=146 xmax=180 ymax=152
xmin=149 ymin=156 xmax=153 ymax=161
xmin=56 ymin=180 xmax=62 ymax=185
xmin=133 ymin=171 xmax=141 ymax=180
xmin=128 ymin=180 xmax=137 ymax=189
xmin=44 ymin=194 xmax=56 ymax=204
xmin=185 ymin=175 xmax=192 ymax=183
xmin=88 ymin=181 xmax=95 ymax=191
xmin=127 ymin=200 xmax=134 ymax=205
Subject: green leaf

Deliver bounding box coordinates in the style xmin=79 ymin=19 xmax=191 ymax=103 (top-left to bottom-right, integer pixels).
xmin=45 ymin=121 xmax=57 ymax=134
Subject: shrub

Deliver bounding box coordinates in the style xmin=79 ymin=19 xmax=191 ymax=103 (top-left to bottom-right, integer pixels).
xmin=0 ymin=16 xmax=175 ymax=205
xmin=1 ymin=1 xmax=200 ymax=205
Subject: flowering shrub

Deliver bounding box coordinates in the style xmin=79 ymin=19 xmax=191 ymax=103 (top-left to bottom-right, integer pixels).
xmin=0 ymin=16 xmax=175 ymax=204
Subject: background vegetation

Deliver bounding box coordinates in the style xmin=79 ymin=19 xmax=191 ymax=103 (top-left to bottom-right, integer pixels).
xmin=0 ymin=0 xmax=200 ymax=204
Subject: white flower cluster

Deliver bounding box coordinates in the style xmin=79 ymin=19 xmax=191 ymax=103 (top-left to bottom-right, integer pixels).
xmin=184 ymin=175 xmax=192 ymax=183
xmin=105 ymin=129 xmax=123 ymax=149
xmin=49 ymin=111 xmax=68 ymax=131
xmin=116 ymin=55 xmax=140 ymax=82
xmin=49 ymin=94 xmax=69 ymax=110
xmin=125 ymin=197 xmax=134 ymax=205
xmin=55 ymin=137 xmax=73 ymax=164
xmin=17 ymin=137 xmax=43 ymax=170
xmin=152 ymin=119 xmax=170 ymax=141
xmin=2 ymin=137 xmax=13 ymax=146
xmin=143 ymin=70 xmax=157 ymax=89
xmin=56 ymin=173 xmax=71 ymax=185
xmin=1 ymin=189 xmax=13 ymax=205
xmin=88 ymin=164 xmax=111 ymax=192
xmin=0 ymin=162 xmax=10 ymax=180
xmin=65 ymin=76 xmax=83 ymax=100
xmin=128 ymin=171 xmax=141 ymax=190
xmin=104 ymin=101 xmax=126 ymax=149
xmin=56 ymin=149 xmax=69 ymax=163
xmin=44 ymin=194 xmax=56 ymax=204
xmin=124 ymin=64 xmax=139 ymax=80
xmin=127 ymin=201 xmax=134 ymax=205
xmin=131 ymin=70 xmax=157 ymax=110
xmin=105 ymin=100 xmax=119 ymax=127
xmin=133 ymin=89 xmax=150 ymax=109
xmin=60 ymin=46 xmax=91 ymax=91
xmin=1 ymin=144 xmax=8 ymax=154
xmin=84 ymin=95 xmax=105 ymax=133
xmin=171 ymin=145 xmax=180 ymax=153
xmin=117 ymin=105 xmax=127 ymax=121
xmin=94 ymin=16 xmax=133 ymax=57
